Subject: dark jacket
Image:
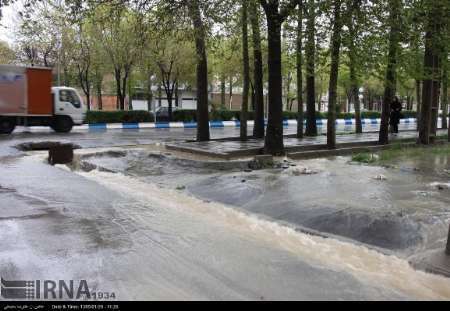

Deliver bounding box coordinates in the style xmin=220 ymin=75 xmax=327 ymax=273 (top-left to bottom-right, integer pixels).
xmin=390 ymin=100 xmax=403 ymax=125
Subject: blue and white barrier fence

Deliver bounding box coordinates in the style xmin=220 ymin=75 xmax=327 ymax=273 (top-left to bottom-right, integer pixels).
xmin=72 ymin=118 xmax=420 ymax=131
xmin=19 ymin=117 xmax=438 ymax=132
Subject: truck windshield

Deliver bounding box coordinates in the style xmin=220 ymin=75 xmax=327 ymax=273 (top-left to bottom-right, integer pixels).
xmin=59 ymin=90 xmax=81 ymax=108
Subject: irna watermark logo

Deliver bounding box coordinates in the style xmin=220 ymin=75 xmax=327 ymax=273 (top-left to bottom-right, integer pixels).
xmin=1 ymin=278 xmax=116 ymax=300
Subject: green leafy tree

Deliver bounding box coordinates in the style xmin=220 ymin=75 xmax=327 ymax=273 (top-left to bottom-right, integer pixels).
xmin=0 ymin=40 xmax=15 ymax=63
xmin=93 ymin=4 xmax=147 ymax=110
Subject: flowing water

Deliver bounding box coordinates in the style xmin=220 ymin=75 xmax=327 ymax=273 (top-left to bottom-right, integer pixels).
xmin=75 ymin=166 xmax=450 ymax=300
xmin=79 ymin=148 xmax=450 ymax=256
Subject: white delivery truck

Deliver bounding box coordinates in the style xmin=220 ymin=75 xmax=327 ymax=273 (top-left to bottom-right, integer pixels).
xmin=0 ymin=65 xmax=86 ymax=134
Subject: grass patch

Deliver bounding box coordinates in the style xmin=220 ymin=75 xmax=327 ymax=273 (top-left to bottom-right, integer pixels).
xmin=438 ymin=133 xmax=449 ymax=141
xmin=378 ymin=144 xmax=423 ymax=162
xmin=351 ymin=152 xmax=378 ymax=164
xmin=351 ymin=143 xmax=450 ymax=164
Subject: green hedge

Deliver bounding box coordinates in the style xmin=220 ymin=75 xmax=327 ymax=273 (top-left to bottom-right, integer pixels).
xmin=283 ymin=110 xmax=417 ymax=120
xmin=173 ymin=110 xmax=197 ymax=122
xmin=85 ymin=110 xmax=154 ymax=123
xmin=85 ymin=109 xmax=419 ymax=124
xmin=209 ymin=110 xmax=417 ymax=121
xmin=172 ymin=110 xmax=256 ymax=122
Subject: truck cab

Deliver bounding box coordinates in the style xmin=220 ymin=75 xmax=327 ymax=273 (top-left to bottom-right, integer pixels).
xmin=52 ymin=87 xmax=87 ymax=128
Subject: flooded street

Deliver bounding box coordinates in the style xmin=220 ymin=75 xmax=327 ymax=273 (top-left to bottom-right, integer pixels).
xmin=82 ymin=147 xmax=450 ymax=256
xmin=1 ymin=129 xmax=450 ymax=300
xmin=68 ymin=144 xmax=450 ymax=298
xmin=0 ymin=155 xmax=408 ymax=300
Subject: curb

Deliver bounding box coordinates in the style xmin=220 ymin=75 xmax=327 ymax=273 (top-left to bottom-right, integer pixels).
xmin=74 ymin=118 xmax=423 ymax=131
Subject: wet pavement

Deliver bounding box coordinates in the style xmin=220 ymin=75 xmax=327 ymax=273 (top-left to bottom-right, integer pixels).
xmin=169 ymin=129 xmax=447 ymax=157
xmin=173 ymin=131 xmax=417 ymax=155
xmin=79 ymin=147 xmax=450 ymax=256
xmin=188 ymin=156 xmax=450 ymax=254
xmin=78 ymin=144 xmax=450 ymax=258
xmin=0 ymin=123 xmax=419 ymax=158
xmin=0 ymin=155 xmax=418 ymax=300
xmin=1 ymin=123 xmax=450 ymax=300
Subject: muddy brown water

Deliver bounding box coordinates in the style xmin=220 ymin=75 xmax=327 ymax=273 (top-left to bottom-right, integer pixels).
xmin=77 ymin=149 xmax=450 ymax=257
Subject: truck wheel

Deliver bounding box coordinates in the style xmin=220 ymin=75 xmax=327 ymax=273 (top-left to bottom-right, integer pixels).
xmin=52 ymin=116 xmax=73 ymax=133
xmin=0 ymin=117 xmax=16 ymax=134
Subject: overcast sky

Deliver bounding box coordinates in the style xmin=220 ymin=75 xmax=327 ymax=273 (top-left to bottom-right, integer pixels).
xmin=0 ymin=1 xmax=23 ymax=45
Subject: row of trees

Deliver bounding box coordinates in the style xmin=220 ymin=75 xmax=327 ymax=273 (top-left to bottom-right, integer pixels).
xmin=1 ymin=0 xmax=449 ymax=154
xmin=238 ymin=0 xmax=449 ymax=154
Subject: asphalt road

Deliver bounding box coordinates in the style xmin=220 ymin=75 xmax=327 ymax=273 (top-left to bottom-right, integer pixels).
xmin=0 ymin=122 xmax=449 ymax=300
xmin=0 ymin=152 xmax=413 ymax=300
xmin=0 ymin=123 xmax=419 ymax=157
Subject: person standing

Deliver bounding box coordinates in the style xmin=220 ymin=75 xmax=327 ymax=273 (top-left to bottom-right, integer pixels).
xmin=389 ymin=96 xmax=403 ymax=134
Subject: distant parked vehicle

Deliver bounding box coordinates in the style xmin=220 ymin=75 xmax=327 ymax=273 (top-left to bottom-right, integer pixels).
xmin=0 ymin=65 xmax=86 ymax=134
xmin=154 ymin=106 xmax=178 ymax=122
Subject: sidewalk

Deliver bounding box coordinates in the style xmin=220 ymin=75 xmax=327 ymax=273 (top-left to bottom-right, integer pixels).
xmin=166 ymin=129 xmax=448 ymax=159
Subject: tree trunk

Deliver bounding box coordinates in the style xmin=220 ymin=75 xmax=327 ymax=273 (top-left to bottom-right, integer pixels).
xmin=442 ymin=61 xmax=448 ymax=130
xmin=175 ymin=81 xmax=179 ymax=108
xmin=327 ymin=0 xmax=342 ymax=149
xmin=241 ymin=0 xmax=250 ymax=141
xmin=163 ymin=82 xmax=175 ymax=121
xmin=147 ymin=72 xmax=153 ymax=111
xmin=296 ymin=3 xmax=304 ymax=138
xmin=251 ymin=0 xmax=265 ymax=139
xmin=122 ymin=72 xmax=129 ymax=111
xmin=189 ymin=0 xmax=210 ymax=141
xmin=430 ymin=75 xmax=440 ymax=138
xmin=96 ymin=81 xmax=103 ymax=111
xmin=251 ymin=83 xmax=255 ymax=111
xmin=419 ymin=31 xmax=435 ymax=144
xmin=220 ymin=74 xmax=226 ymax=108
xmin=348 ymin=17 xmax=362 ymax=133
xmin=379 ymin=0 xmax=401 ymax=145
xmin=416 ymin=79 xmax=421 ymax=130
xmin=127 ymin=75 xmax=132 ymax=111
xmin=229 ymin=76 xmax=233 ymax=109
xmin=351 ymin=74 xmax=362 ymax=133
xmin=262 ymin=4 xmax=284 ymax=155
xmin=77 ymin=63 xmax=90 ymax=111
xmin=114 ymin=66 xmax=128 ymax=111
xmin=419 ymin=2 xmax=443 ymax=145
xmin=285 ymin=71 xmax=292 ymax=111
xmin=167 ymin=93 xmax=173 ymax=120
xmin=115 ymin=69 xmax=123 ymax=110
xmin=158 ymin=83 xmax=162 ymax=108
xmin=305 ymin=0 xmax=317 ymax=136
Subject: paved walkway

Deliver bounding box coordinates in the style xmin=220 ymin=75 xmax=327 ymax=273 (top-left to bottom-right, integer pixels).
xmin=167 ymin=129 xmax=448 ymax=158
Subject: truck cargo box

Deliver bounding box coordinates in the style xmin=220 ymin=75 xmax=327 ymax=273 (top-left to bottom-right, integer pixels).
xmin=0 ymin=65 xmax=53 ymax=116
xmin=0 ymin=65 xmax=27 ymax=115
xmin=26 ymin=67 xmax=53 ymax=115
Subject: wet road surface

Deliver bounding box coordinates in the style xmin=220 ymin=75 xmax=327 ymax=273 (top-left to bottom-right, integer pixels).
xmin=83 ymin=148 xmax=450 ymax=255
xmin=0 ymin=155 xmax=418 ymax=300
xmin=0 ymin=123 xmax=419 ymax=158
xmin=1 ymin=123 xmax=450 ymax=300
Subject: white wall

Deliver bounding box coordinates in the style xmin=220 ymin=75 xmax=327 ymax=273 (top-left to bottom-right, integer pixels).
xmin=131 ymin=100 xmax=151 ymax=111
xmin=131 ymin=90 xmax=199 ymax=110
